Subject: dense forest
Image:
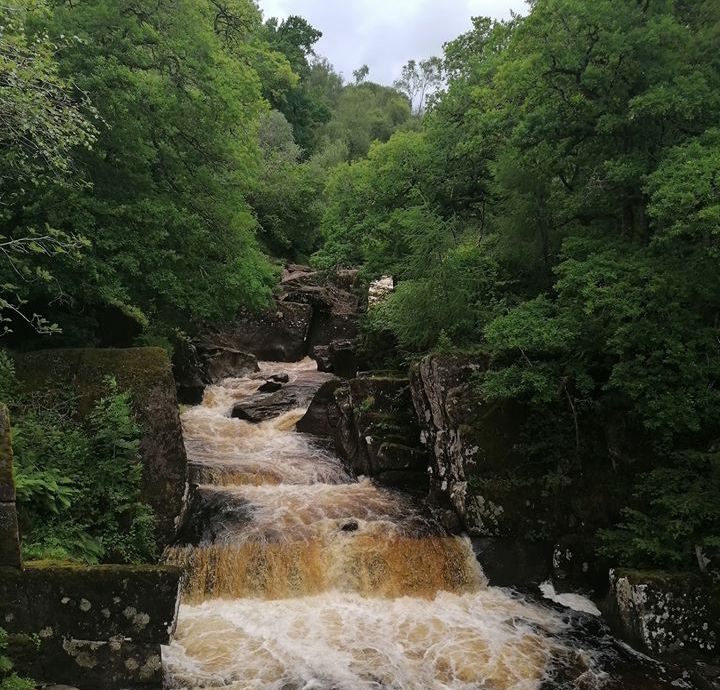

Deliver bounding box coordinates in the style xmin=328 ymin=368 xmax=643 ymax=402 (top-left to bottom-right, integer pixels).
xmin=1 ymin=0 xmax=719 ymax=590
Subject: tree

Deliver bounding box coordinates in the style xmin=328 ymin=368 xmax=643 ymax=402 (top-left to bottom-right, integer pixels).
xmin=352 ymin=64 xmax=369 ymax=84
xmin=393 ymin=57 xmax=444 ymax=114
xmin=0 ymin=0 xmax=97 ymax=335
xmin=3 ymin=0 xmax=277 ymax=346
xmin=316 ymin=0 xmax=720 ymax=571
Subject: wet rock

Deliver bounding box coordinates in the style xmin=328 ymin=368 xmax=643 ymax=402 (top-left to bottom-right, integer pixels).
xmin=269 ymin=373 xmax=290 ymax=383
xmin=175 ymin=486 xmax=252 ymax=545
xmin=375 ymin=470 xmax=429 ymax=494
xmin=258 ymin=380 xmax=283 ymax=393
xmin=13 ymin=348 xmax=188 ymax=547
xmin=202 ymin=346 xmax=259 ymax=383
xmin=172 ymin=339 xmax=259 ymax=404
xmin=296 ymin=380 xmax=345 ymax=436
xmin=607 ymin=569 xmax=720 ymax=661
xmin=552 ymin=534 xmax=609 ymax=596
xmin=206 ymin=301 xmax=313 ymax=362
xmin=376 ymin=443 xmax=427 ymax=472
xmin=312 ymin=345 xmax=333 ymax=373
xmin=471 ymin=538 xmax=552 ymax=587
xmin=304 ymin=374 xmax=429 ymax=494
xmin=170 ymin=337 xmax=206 ymax=405
xmin=232 ymin=373 xmax=336 ymax=423
xmin=280 ymin=268 xmax=363 ymax=353
xmin=410 ymin=353 xmax=528 ymax=536
xmin=329 ymin=339 xmax=358 ymax=379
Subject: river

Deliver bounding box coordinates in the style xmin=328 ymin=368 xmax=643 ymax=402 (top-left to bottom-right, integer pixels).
xmin=162 ymin=359 xmax=686 ymax=690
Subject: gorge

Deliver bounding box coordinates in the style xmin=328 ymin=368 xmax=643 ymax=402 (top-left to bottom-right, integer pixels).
xmin=161 ymin=358 xmax=692 ymax=690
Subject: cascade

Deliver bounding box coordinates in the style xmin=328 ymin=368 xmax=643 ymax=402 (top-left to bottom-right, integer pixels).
xmin=163 ymin=359 xmax=682 ymax=690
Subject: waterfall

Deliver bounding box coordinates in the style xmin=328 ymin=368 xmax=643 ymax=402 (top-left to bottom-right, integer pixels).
xmin=162 ymin=359 xmax=680 ymax=690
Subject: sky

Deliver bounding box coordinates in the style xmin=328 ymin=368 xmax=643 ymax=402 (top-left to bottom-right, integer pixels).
xmin=257 ymin=0 xmax=528 ymax=86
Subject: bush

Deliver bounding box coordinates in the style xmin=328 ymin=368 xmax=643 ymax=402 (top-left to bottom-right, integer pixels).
xmin=599 ymin=449 xmax=720 ymax=572
xmin=10 ymin=372 xmax=156 ymax=565
xmin=0 ymin=628 xmax=34 ymax=690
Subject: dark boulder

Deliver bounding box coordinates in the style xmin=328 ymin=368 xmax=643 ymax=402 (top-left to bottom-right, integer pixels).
xmin=410 ymin=353 xmax=530 ymax=536
xmin=171 ymin=338 xmax=206 ymax=405
xmin=174 ymin=486 xmax=251 ymax=545
xmin=376 ymin=443 xmax=427 ymax=472
xmin=232 ymin=372 xmax=336 ymax=423
xmin=296 ymin=380 xmax=345 ymax=436
xmin=329 ymin=339 xmax=358 ymax=379
xmin=280 ymin=268 xmax=363 ymax=354
xmin=258 ymin=380 xmax=283 ymax=393
xmin=204 ymin=301 xmax=312 ymax=362
xmin=552 ymin=534 xmax=609 ymax=596
xmin=172 ymin=339 xmax=259 ymax=405
xmin=607 ymin=569 xmax=720 ymax=662
xmin=375 ymin=470 xmax=429 ymax=494
xmin=202 ymin=346 xmax=259 ymax=383
xmin=300 ymin=373 xmax=429 ymax=493
xmin=471 ymin=538 xmax=553 ymax=587
xmin=312 ymin=345 xmax=333 ymax=373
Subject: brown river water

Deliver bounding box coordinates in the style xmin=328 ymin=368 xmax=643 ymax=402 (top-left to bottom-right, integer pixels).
xmin=162 ymin=359 xmax=691 ymax=690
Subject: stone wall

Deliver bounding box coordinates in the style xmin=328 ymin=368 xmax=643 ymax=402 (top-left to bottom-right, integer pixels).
xmin=0 ymin=402 xmax=182 ymax=689
xmin=12 ymin=348 xmax=188 ymax=547
xmin=0 ymin=562 xmax=181 ymax=689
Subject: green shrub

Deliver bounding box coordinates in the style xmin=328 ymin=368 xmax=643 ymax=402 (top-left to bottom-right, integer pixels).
xmin=599 ymin=449 xmax=720 ymax=572
xmin=0 ymin=628 xmax=34 ymax=690
xmin=12 ymin=376 xmax=156 ymax=564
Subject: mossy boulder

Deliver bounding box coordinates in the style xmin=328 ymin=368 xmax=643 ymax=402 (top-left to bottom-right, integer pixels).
xmin=608 ymin=569 xmax=720 ymax=661
xmin=410 ymin=354 xmax=529 ymax=532
xmin=301 ymin=374 xmax=428 ymax=492
xmin=12 ymin=348 xmax=188 ymax=547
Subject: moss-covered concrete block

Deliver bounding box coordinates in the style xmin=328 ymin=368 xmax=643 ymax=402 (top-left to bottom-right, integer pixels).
xmin=0 ymin=562 xmax=181 ymax=689
xmin=13 ymin=348 xmax=188 ymax=547
xmin=609 ymin=569 xmax=720 ymax=660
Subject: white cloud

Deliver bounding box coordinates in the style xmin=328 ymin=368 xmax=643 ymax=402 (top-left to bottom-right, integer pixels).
xmin=257 ymin=0 xmax=527 ymax=84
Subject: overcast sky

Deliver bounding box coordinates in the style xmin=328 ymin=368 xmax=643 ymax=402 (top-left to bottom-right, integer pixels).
xmin=257 ymin=0 xmax=528 ymax=85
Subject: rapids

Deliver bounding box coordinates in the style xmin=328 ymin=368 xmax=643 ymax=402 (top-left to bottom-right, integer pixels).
xmin=162 ymin=359 xmax=685 ymax=690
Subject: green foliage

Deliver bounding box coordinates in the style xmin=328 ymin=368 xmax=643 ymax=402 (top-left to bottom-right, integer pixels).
xmin=316 ymin=0 xmax=720 ymax=570
xmin=253 ymin=110 xmax=326 ymax=259
xmin=12 ymin=378 xmax=156 ymax=564
xmin=320 ymin=82 xmax=412 ymax=160
xmin=0 ymin=350 xmax=15 ymax=402
xmin=599 ymin=450 xmax=720 ymax=571
xmin=2 ymin=0 xmax=278 ymax=345
xmin=0 ymin=0 xmax=97 ymax=336
xmin=0 ymin=628 xmax=34 ymax=690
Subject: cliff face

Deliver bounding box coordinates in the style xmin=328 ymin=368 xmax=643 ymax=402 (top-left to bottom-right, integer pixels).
xmin=13 ymin=348 xmax=188 ymax=547
xmin=409 ymin=354 xmax=531 ymax=536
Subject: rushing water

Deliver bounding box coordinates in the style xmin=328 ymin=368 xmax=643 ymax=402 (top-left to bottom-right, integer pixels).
xmin=163 ymin=359 xmax=686 ymax=690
